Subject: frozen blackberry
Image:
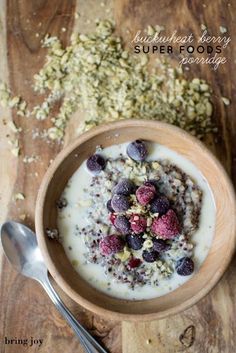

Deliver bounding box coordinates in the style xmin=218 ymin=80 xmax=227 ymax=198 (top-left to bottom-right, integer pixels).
xmin=126 ymin=234 xmax=144 ymax=250
xmin=127 ymin=140 xmax=148 ymax=161
xmin=106 ymin=199 xmax=114 ymax=212
xmin=176 ymin=257 xmax=194 ymax=276
xmin=114 ymin=215 xmax=131 ymax=235
xmin=142 ymin=249 xmax=159 ymax=263
xmin=112 ymin=178 xmax=135 ymax=196
xmin=152 ymin=239 xmax=171 ymax=253
xmin=86 ymin=154 xmax=106 ymax=174
xmin=111 ymin=194 xmax=130 ymax=212
xmin=150 ymin=196 xmax=170 ymax=215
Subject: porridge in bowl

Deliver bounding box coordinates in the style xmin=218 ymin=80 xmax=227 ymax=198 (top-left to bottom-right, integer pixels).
xmin=53 ymin=140 xmax=215 ymax=300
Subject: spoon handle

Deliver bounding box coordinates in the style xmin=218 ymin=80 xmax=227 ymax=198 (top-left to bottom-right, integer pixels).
xmin=40 ymin=274 xmax=108 ymax=353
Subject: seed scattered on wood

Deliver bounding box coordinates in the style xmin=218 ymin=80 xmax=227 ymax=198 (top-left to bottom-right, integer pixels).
xmin=222 ymin=96 xmax=230 ymax=106
xmin=219 ymin=26 xmax=227 ymax=34
xmin=0 ymin=20 xmax=217 ymax=145
xmin=14 ymin=192 xmax=25 ymax=201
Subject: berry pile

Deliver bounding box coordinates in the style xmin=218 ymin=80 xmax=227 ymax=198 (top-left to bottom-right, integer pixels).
xmin=86 ymin=140 xmax=194 ymax=277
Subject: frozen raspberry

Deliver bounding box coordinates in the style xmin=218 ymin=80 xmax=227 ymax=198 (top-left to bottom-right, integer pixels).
xmin=106 ymin=199 xmax=114 ymax=212
xmin=99 ymin=234 xmax=124 ymax=256
xmin=114 ymin=215 xmax=131 ymax=235
xmin=136 ymin=184 xmax=156 ymax=206
xmin=111 ymin=194 xmax=130 ymax=212
xmin=128 ymin=257 xmax=142 ymax=269
xmin=152 ymin=238 xmax=171 ymax=253
xmin=127 ymin=140 xmax=148 ymax=161
xmin=126 ymin=234 xmax=144 ymax=250
xmin=109 ymin=213 xmax=117 ymax=225
xmin=86 ymin=154 xmax=106 ymax=174
xmin=113 ymin=178 xmax=135 ymax=196
xmin=176 ymin=257 xmax=194 ymax=276
xmin=130 ymin=214 xmax=147 ymax=234
xmin=151 ymin=209 xmax=180 ymax=239
xmin=150 ymin=196 xmax=170 ymax=215
xmin=142 ymin=249 xmax=159 ymax=263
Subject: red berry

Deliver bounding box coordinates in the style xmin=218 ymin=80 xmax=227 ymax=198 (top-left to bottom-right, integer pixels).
xmin=128 ymin=257 xmax=142 ymax=269
xmin=130 ymin=214 xmax=147 ymax=234
xmin=126 ymin=234 xmax=144 ymax=250
xmin=99 ymin=234 xmax=124 ymax=256
xmin=151 ymin=209 xmax=180 ymax=239
xmin=109 ymin=213 xmax=117 ymax=225
xmin=136 ymin=184 xmax=156 ymax=206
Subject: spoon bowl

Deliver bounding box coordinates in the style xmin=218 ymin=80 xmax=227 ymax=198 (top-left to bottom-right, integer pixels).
xmin=1 ymin=221 xmax=46 ymax=281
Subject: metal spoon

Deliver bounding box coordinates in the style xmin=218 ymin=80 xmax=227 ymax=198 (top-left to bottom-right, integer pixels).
xmin=1 ymin=221 xmax=108 ymax=353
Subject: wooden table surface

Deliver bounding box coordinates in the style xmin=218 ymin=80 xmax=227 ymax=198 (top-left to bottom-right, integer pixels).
xmin=0 ymin=1 xmax=235 ymax=352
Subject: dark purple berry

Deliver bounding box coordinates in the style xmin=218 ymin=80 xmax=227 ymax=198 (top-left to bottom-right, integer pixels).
xmin=152 ymin=238 xmax=171 ymax=253
xmin=106 ymin=199 xmax=114 ymax=212
xmin=127 ymin=140 xmax=148 ymax=162
xmin=150 ymin=196 xmax=170 ymax=215
xmin=86 ymin=154 xmax=106 ymax=174
xmin=126 ymin=234 xmax=144 ymax=250
xmin=114 ymin=215 xmax=130 ymax=235
xmin=113 ymin=178 xmax=135 ymax=196
xmin=176 ymin=257 xmax=194 ymax=276
xmin=111 ymin=194 xmax=130 ymax=212
xmin=142 ymin=249 xmax=159 ymax=263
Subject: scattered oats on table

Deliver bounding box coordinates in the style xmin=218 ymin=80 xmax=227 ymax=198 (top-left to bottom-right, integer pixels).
xmin=0 ymin=20 xmax=217 ymax=147
xmin=219 ymin=26 xmax=227 ymax=34
xmin=14 ymin=193 xmax=25 ymax=201
xmin=222 ymin=97 xmax=230 ymax=106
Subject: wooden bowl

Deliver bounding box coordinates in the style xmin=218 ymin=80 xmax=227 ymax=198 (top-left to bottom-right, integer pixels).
xmin=35 ymin=120 xmax=236 ymax=321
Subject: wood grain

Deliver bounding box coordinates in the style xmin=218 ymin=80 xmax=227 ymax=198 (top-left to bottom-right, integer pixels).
xmin=0 ymin=0 xmax=235 ymax=352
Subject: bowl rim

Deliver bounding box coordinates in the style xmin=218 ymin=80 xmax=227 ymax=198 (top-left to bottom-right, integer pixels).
xmin=35 ymin=119 xmax=236 ymax=321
